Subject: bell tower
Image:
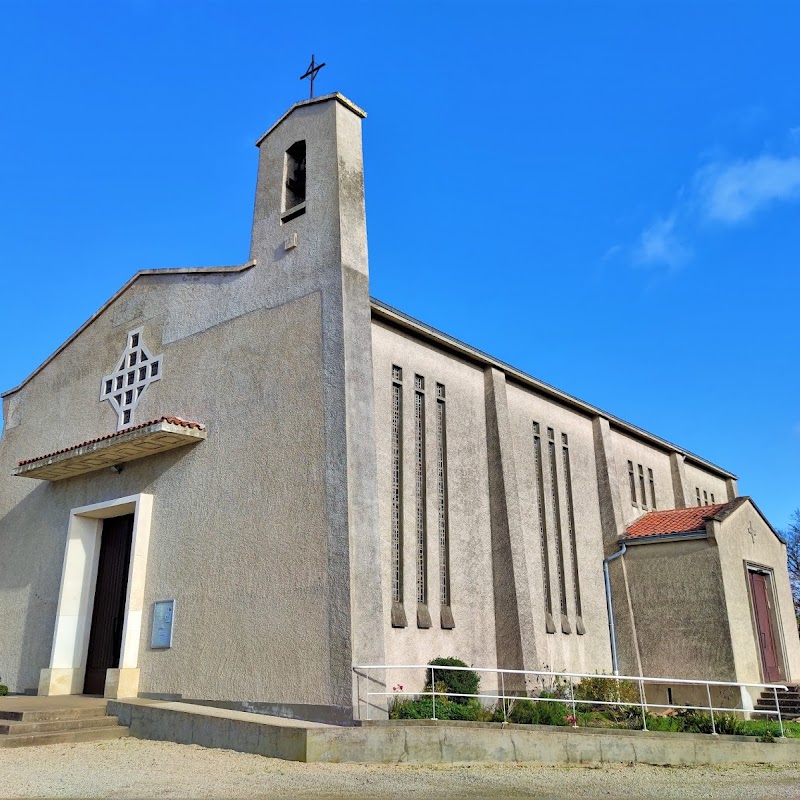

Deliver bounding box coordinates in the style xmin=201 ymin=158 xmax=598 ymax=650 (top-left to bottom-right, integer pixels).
xmin=249 ymin=93 xmax=386 ymax=715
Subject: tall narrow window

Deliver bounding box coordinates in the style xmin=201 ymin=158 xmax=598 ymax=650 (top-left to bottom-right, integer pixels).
xmin=414 ymin=374 xmax=430 ymax=627
xmin=533 ymin=422 xmax=555 ymax=632
xmin=648 ymin=468 xmax=656 ymax=509
xmin=548 ymin=428 xmax=570 ymax=633
xmin=282 ymin=140 xmax=306 ymax=222
xmin=696 ymin=487 xmax=702 ymax=506
xmin=710 ymin=493 xmax=715 ymax=504
xmin=703 ymin=490 xmax=709 ymax=506
xmin=435 ymin=383 xmax=454 ymax=629
xmin=638 ymin=464 xmax=647 ymax=509
xmin=390 ymin=366 xmax=406 ymax=627
xmin=628 ymin=461 xmax=637 ymax=506
xmin=561 ymin=433 xmax=584 ymax=634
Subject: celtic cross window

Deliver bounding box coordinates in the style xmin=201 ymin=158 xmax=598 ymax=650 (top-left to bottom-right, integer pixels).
xmin=100 ymin=327 xmax=163 ymax=429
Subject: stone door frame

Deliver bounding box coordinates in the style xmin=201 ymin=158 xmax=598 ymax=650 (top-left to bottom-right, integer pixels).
xmin=39 ymin=494 xmax=153 ymax=699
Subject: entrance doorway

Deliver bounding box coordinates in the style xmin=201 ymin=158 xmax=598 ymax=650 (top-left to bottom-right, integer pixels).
xmin=748 ymin=569 xmax=784 ymax=684
xmin=83 ymin=514 xmax=134 ymax=695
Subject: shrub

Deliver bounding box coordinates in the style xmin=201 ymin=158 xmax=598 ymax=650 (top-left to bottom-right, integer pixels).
xmin=390 ymin=697 xmax=488 ymax=721
xmin=0 ymin=684 xmax=7 ymax=697
xmin=506 ymin=695 xmax=568 ymax=727
xmin=425 ymin=658 xmax=480 ymax=705
xmin=574 ymin=675 xmax=639 ymax=706
xmin=644 ymin=710 xmax=744 ymax=735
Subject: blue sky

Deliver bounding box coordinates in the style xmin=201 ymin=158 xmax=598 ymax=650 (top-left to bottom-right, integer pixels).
xmin=1 ymin=2 xmax=798 ymax=529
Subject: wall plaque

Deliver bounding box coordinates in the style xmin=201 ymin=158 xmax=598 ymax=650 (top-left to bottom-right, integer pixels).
xmin=151 ymin=599 xmax=175 ymax=649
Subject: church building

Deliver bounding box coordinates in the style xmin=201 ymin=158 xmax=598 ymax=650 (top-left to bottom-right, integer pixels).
xmin=1 ymin=93 xmax=797 ymax=722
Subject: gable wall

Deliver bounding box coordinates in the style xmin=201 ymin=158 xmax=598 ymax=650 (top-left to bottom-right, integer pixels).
xmin=0 ymin=275 xmax=349 ymax=708
xmin=717 ymin=503 xmax=800 ymax=685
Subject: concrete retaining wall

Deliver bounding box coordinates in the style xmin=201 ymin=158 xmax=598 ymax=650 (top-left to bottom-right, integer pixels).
xmin=110 ymin=701 xmax=800 ymax=766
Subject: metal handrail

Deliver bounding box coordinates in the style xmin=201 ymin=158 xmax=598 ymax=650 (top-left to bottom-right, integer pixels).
xmin=353 ymin=664 xmax=789 ymax=737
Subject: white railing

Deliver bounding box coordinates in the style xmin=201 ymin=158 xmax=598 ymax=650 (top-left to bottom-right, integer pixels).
xmin=353 ymin=664 xmax=790 ymax=737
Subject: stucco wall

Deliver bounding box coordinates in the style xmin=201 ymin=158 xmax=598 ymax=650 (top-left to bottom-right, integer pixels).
xmin=609 ymin=429 xmax=675 ymax=527
xmin=371 ymin=321 xmax=499 ymax=693
xmin=684 ymin=462 xmax=729 ymax=508
xmin=505 ymin=383 xmax=612 ymax=675
xmin=615 ymin=538 xmax=737 ymax=682
xmin=0 ymin=286 xmax=347 ymax=705
xmin=0 ymin=95 xmax=382 ymax=713
xmin=716 ymin=503 xmax=800 ymax=685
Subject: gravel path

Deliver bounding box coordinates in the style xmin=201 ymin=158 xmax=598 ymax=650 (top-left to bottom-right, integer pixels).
xmin=1 ymin=738 xmax=799 ymax=799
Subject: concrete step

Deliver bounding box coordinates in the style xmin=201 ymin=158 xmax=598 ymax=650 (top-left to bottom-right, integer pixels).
xmin=0 ymin=715 xmax=122 ymax=735
xmin=0 ymin=724 xmax=129 ymax=748
xmin=755 ymin=699 xmax=800 ymax=707
xmin=0 ymin=705 xmax=108 ymax=723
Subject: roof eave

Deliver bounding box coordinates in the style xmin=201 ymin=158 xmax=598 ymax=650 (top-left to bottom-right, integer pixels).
xmin=370 ymin=298 xmax=738 ymax=481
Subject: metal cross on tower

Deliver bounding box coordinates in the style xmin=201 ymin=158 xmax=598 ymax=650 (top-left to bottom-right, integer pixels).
xmin=300 ymin=54 xmax=326 ymax=99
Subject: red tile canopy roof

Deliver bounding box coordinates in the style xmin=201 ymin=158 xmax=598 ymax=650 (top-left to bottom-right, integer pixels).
xmin=17 ymin=416 xmax=205 ymax=466
xmin=625 ymin=502 xmax=733 ymax=540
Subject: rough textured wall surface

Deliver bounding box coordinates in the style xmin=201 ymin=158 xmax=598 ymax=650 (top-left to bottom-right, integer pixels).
xmin=505 ymin=384 xmax=612 ymax=675
xmin=616 ymin=539 xmax=737 ymax=681
xmin=0 ymin=287 xmax=340 ymax=702
xmin=609 ymin=429 xmax=675 ymax=527
xmin=683 ymin=462 xmax=730 ymax=508
xmin=0 ymin=95 xmax=383 ymax=714
xmin=370 ymin=322 xmax=499 ymax=693
xmin=716 ymin=503 xmax=800 ymax=684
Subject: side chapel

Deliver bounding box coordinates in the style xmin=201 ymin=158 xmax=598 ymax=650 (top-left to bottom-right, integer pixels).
xmin=1 ymin=93 xmax=798 ymax=722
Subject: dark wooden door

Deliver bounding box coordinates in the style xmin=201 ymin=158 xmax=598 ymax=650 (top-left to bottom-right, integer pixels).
xmin=749 ymin=570 xmax=783 ymax=684
xmin=83 ymin=514 xmax=134 ymax=695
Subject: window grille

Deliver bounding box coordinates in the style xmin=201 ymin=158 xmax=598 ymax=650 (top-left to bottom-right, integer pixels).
xmin=414 ymin=375 xmax=427 ymax=605
xmin=435 ymin=383 xmax=450 ymax=607
xmin=638 ymin=464 xmax=647 ymax=509
xmin=100 ymin=328 xmax=163 ymax=430
xmin=561 ymin=433 xmax=583 ymax=625
xmin=628 ymin=461 xmax=637 ymax=506
xmin=533 ymin=423 xmax=553 ymax=622
xmin=646 ymin=468 xmax=655 ymax=509
xmin=547 ymin=428 xmax=568 ymax=622
xmin=391 ymin=366 xmax=403 ymax=605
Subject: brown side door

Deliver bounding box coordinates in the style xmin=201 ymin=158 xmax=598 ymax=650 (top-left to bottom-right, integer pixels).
xmin=83 ymin=514 xmax=134 ymax=695
xmin=749 ymin=570 xmax=783 ymax=684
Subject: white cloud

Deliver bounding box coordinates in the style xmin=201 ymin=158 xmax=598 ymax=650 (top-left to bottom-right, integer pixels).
xmin=624 ymin=139 xmax=800 ymax=270
xmin=632 ymin=214 xmax=690 ymax=270
xmin=696 ymin=155 xmax=800 ymax=224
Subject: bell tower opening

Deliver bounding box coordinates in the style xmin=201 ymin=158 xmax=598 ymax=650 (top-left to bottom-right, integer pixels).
xmin=282 ymin=140 xmax=306 ymax=222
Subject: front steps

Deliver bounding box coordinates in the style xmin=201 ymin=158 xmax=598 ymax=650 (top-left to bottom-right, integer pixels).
xmin=754 ymin=685 xmax=800 ymax=720
xmin=0 ymin=701 xmax=129 ymax=748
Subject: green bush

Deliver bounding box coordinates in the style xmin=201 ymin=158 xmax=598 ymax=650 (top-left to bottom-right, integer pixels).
xmin=506 ymin=695 xmax=568 ymax=727
xmin=574 ymin=675 xmax=639 ymax=706
xmin=0 ymin=684 xmax=7 ymax=697
xmin=425 ymin=658 xmax=480 ymax=705
xmin=390 ymin=697 xmax=488 ymax=721
xmin=644 ymin=710 xmax=744 ymax=735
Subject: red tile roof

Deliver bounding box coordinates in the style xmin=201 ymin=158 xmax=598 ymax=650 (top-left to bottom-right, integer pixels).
xmin=625 ymin=503 xmax=731 ymax=540
xmin=17 ymin=416 xmax=205 ymax=466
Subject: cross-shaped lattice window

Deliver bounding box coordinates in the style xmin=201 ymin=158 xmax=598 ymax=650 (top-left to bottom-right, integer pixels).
xmin=100 ymin=327 xmax=163 ymax=429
